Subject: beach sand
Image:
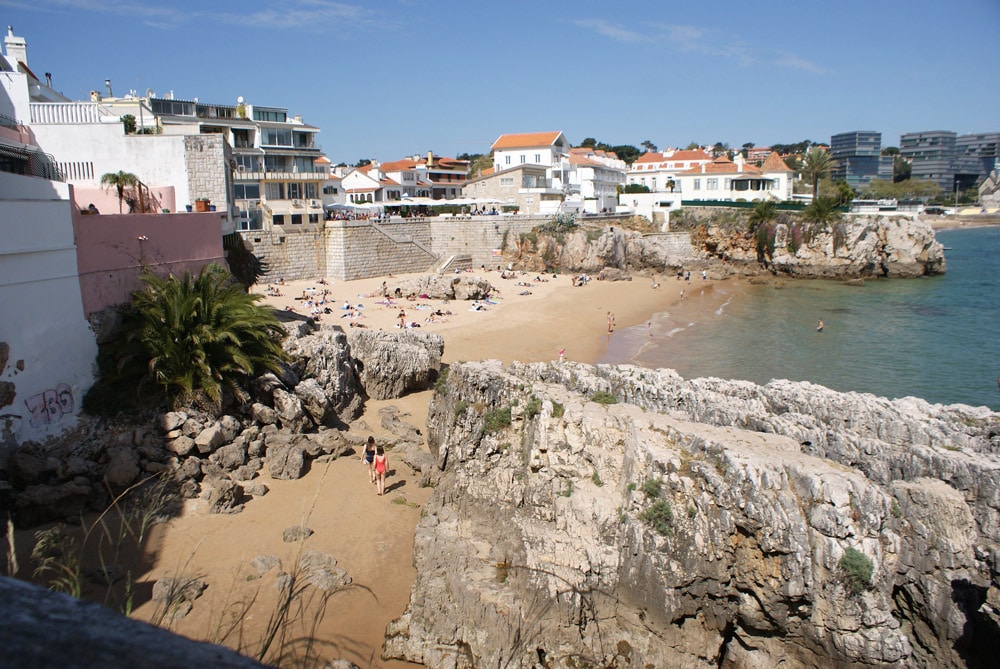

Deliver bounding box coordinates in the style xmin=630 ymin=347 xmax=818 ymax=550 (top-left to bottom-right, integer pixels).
xmin=129 ymin=269 xmax=691 ymax=667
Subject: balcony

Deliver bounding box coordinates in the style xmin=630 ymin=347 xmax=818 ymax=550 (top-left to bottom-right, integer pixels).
xmin=30 ymin=102 xmax=114 ymax=125
xmin=232 ymin=170 xmax=327 ymax=181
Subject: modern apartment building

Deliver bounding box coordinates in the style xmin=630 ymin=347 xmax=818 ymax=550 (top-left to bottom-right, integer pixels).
xmin=829 ymin=131 xmax=892 ymax=190
xmin=899 ymin=131 xmax=999 ymax=192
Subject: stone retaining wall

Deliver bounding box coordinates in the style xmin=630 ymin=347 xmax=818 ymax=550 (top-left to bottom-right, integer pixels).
xmin=240 ymin=215 xmax=681 ymax=282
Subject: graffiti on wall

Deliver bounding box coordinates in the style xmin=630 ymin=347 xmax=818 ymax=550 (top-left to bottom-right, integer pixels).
xmin=24 ymin=383 xmax=76 ymax=428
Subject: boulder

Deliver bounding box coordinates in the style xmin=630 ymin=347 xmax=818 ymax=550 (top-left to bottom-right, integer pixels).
xmin=193 ymin=423 xmax=225 ymax=454
xmin=348 ymin=330 xmax=443 ymax=400
xmin=272 ymin=388 xmax=312 ymax=433
xmin=205 ymin=478 xmax=244 ymax=514
xmin=165 ymin=435 xmax=196 ymax=457
xmin=267 ymin=441 xmax=307 ymax=480
xmin=210 ymin=443 xmax=247 ymax=472
xmin=103 ymin=447 xmax=139 ymax=489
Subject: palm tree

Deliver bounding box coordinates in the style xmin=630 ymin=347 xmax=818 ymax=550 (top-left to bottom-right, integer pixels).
xmin=100 ymin=170 xmax=139 ymax=213
xmin=800 ymin=149 xmax=834 ymax=199
xmin=113 ymin=263 xmax=288 ymax=410
xmin=802 ymin=196 xmax=842 ymax=231
xmin=747 ymin=201 xmax=778 ymax=233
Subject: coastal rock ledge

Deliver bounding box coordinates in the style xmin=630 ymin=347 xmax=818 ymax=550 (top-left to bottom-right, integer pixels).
xmin=384 ymin=361 xmax=1000 ymax=668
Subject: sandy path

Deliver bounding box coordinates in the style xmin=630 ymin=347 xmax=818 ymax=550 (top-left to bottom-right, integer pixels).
xmin=132 ymin=269 xmax=691 ymax=666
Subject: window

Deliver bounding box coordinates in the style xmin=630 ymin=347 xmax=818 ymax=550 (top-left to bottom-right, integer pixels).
xmin=323 ymin=186 xmax=339 ymax=195
xmin=288 ymin=183 xmax=302 ymax=199
xmin=693 ymin=179 xmax=701 ymax=190
xmin=253 ymin=108 xmax=287 ymax=122
xmin=234 ymin=183 xmax=260 ymax=199
xmin=273 ymin=214 xmax=285 ymax=225
xmin=535 ymin=154 xmax=541 ymax=163
xmin=293 ymin=157 xmax=314 ymax=173
xmin=500 ymin=177 xmax=514 ymax=186
xmin=291 ymin=214 xmax=303 ymax=225
xmin=308 ymin=214 xmax=320 ymax=224
xmin=724 ymin=178 xmax=731 ymax=190
xmin=265 ymin=182 xmax=285 ymax=200
xmin=305 ymin=183 xmax=318 ymax=199
xmin=505 ymin=155 xmax=511 ymax=165
xmin=262 ymin=128 xmax=292 ymax=146
xmin=520 ymin=155 xmax=526 ymax=164
xmin=707 ymin=178 xmax=718 ymax=189
xmin=235 ymin=154 xmax=259 ymax=170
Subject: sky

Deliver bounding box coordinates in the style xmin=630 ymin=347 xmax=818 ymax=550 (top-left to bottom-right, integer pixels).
xmin=2 ymin=0 xmax=999 ymax=163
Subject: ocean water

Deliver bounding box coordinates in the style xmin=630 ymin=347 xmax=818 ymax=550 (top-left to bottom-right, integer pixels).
xmin=600 ymin=226 xmax=1000 ymax=409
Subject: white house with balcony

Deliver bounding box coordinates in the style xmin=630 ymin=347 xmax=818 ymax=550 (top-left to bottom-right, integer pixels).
xmin=566 ymin=147 xmax=627 ymax=213
xmin=674 ymin=152 xmax=793 ymax=202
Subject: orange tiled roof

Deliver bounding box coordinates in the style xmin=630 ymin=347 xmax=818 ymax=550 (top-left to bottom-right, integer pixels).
xmin=761 ymin=152 xmax=792 ymax=172
xmin=379 ymin=159 xmax=419 ymax=172
xmin=634 ymin=152 xmax=665 ymax=164
xmin=491 ymin=131 xmax=563 ymax=150
xmin=480 ymin=166 xmax=495 ymax=176
xmin=678 ymin=160 xmax=763 ymax=176
xmin=379 ymin=177 xmax=400 ymax=186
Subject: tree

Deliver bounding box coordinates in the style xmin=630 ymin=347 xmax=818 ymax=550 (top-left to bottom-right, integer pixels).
xmin=880 ymin=146 xmax=900 ymax=156
xmin=354 ymin=158 xmax=372 ymax=167
xmin=108 ymin=263 xmax=288 ymax=411
xmin=747 ymin=201 xmax=777 ymax=233
xmin=893 ymin=155 xmax=911 ymax=183
xmin=579 ymin=137 xmax=597 ymax=149
xmin=120 ymin=114 xmax=136 ymax=135
xmin=800 ymin=149 xmax=834 ymax=199
xmin=834 ymin=181 xmax=857 ymax=207
xmin=741 ymin=142 xmax=755 ymax=158
xmin=623 ymin=183 xmax=651 ymax=193
xmin=100 ymin=170 xmax=139 ymax=214
xmin=610 ymin=144 xmax=641 ymax=165
xmin=802 ymin=196 xmax=842 ymax=231
xmin=711 ymin=141 xmax=730 ymax=158
xmin=862 ymin=178 xmax=940 ymax=200
xmin=685 ymin=142 xmax=701 ymax=151
xmin=641 ymin=140 xmax=658 ymax=153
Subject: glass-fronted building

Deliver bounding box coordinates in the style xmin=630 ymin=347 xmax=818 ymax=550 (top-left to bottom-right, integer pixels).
xmin=830 ymin=131 xmax=892 ymax=190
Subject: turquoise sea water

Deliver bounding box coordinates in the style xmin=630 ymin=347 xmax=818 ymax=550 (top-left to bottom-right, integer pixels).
xmin=600 ymin=226 xmax=1000 ymax=409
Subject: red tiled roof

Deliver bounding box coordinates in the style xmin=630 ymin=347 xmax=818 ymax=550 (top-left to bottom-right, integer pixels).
xmin=569 ymin=154 xmax=602 ymax=167
xmin=678 ymin=161 xmax=763 ymax=176
xmin=379 ymin=159 xmax=419 ymax=172
xmin=379 ymin=177 xmax=399 ymax=186
xmin=634 ymin=152 xmax=665 ymax=164
xmin=761 ymin=152 xmax=792 ymax=172
xmin=491 ymin=131 xmax=563 ymax=150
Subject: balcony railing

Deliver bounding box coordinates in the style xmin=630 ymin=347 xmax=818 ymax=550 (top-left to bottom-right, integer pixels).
xmin=0 ymin=144 xmax=65 ymax=181
xmin=30 ymin=102 xmax=113 ymax=125
xmin=232 ymin=170 xmax=328 ymax=181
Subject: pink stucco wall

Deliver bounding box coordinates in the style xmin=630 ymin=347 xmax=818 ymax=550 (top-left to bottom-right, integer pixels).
xmin=73 ymin=209 xmax=226 ymax=316
xmin=72 ymin=185 xmax=178 ymax=216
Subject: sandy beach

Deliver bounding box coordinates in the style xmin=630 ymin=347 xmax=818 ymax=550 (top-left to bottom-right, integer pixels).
xmin=129 ymin=268 xmax=691 ymax=667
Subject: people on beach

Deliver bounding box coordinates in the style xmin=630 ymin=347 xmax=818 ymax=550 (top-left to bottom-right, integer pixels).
xmin=817 ymin=319 xmax=824 ymax=332
xmin=607 ymin=311 xmax=615 ymax=333
xmin=558 ymin=348 xmax=565 ymax=362
xmin=362 ymin=436 xmax=377 ymax=483
xmin=373 ymin=444 xmax=388 ymax=496
xmin=651 ymin=275 xmax=659 ymax=290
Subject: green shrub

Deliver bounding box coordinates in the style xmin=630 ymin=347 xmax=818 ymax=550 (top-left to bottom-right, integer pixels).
xmin=687 ymin=504 xmax=698 ymax=518
xmin=524 ymin=396 xmax=542 ymax=419
xmin=551 ymin=401 xmax=565 ymax=418
xmin=640 ymin=500 xmax=673 ymax=536
xmin=641 ymin=478 xmax=662 ymax=499
xmin=560 ymin=480 xmax=574 ymax=497
xmin=839 ymin=547 xmax=874 ymax=594
xmin=890 ymin=499 xmax=902 ymax=518
xmin=592 ymin=471 xmax=603 ymax=487
xmin=483 ymin=406 xmax=512 ymax=433
xmin=454 ymin=400 xmax=468 ymax=418
xmin=627 ymin=482 xmax=637 ymax=492
xmin=590 ymin=391 xmax=617 ymax=405
xmin=433 ymin=365 xmax=450 ymax=395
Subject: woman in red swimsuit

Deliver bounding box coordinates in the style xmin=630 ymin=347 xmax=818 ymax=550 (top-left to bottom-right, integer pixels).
xmin=373 ymin=444 xmax=388 ymax=496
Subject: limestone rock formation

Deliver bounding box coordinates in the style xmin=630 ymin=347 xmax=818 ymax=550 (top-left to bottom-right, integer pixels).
xmin=391 ymin=274 xmax=495 ymax=301
xmin=348 ymin=329 xmax=444 ymax=400
xmin=384 ymin=360 xmax=999 ymax=668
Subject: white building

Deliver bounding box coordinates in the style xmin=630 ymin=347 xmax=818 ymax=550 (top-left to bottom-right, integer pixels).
xmin=674 ymin=153 xmax=793 ymax=202
xmin=566 ymin=147 xmax=627 ymax=213
xmin=626 ymin=148 xmax=713 ymax=193
xmin=1 ymin=28 xmax=97 ymax=447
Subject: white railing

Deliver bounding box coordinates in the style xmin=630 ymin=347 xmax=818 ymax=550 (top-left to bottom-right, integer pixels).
xmin=30 ymin=102 xmax=112 ymax=125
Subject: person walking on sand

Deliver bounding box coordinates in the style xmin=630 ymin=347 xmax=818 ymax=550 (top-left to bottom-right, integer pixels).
xmin=362 ymin=436 xmax=377 ymax=483
xmin=558 ymin=348 xmax=565 ymax=363
xmin=373 ymin=444 xmax=388 ymax=496
xmin=817 ymin=319 xmax=824 ymax=332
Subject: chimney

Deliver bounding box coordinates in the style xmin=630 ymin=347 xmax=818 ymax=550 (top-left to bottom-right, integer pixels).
xmin=105 ymin=78 xmax=113 ymax=97
xmin=44 ymin=72 xmax=51 ymax=87
xmin=90 ymin=90 xmax=100 ymax=102
xmin=5 ymin=26 xmax=28 ymax=67
xmin=427 ymin=151 xmax=435 ymax=167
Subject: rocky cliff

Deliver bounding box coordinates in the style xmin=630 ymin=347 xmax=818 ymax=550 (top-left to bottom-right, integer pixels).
xmin=384 ymin=361 xmax=999 ymax=668
xmin=509 ymin=215 xmax=945 ymax=279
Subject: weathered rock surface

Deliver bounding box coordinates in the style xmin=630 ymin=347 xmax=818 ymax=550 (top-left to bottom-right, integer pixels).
xmin=511 ymin=216 xmax=945 ymax=280
xmin=0 ymin=576 xmax=266 ymax=668
xmin=384 ymin=360 xmax=999 ymax=668
xmin=391 ymin=274 xmax=495 ymax=301
xmin=348 ymin=330 xmax=444 ymax=400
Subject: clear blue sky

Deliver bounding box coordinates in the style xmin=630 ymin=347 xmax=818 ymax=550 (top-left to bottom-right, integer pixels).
xmin=3 ymin=0 xmax=999 ymax=163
